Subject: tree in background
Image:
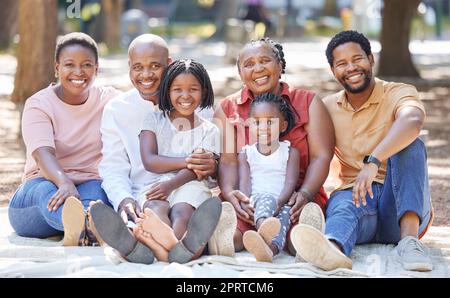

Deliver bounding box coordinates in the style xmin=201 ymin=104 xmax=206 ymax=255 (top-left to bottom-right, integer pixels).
xmin=378 ymin=0 xmax=421 ymax=78
xmin=12 ymin=0 xmax=58 ymax=107
xmin=213 ymin=0 xmax=241 ymax=38
xmin=96 ymin=0 xmax=124 ymax=52
xmin=0 ymin=0 xmax=18 ymax=50
xmin=322 ymin=0 xmax=339 ymax=17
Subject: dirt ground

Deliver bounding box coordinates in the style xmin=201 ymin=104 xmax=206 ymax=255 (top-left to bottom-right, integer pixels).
xmin=1 ymin=66 xmax=449 ymax=226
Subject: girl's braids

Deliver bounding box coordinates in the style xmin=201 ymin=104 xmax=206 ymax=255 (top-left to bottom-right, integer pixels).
xmin=258 ymin=37 xmax=286 ymax=74
xmin=237 ymin=37 xmax=286 ymax=75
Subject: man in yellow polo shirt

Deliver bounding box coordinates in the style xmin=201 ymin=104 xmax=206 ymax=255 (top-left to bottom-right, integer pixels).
xmin=291 ymin=30 xmax=433 ymax=272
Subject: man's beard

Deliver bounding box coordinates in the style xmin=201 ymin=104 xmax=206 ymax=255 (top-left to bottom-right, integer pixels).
xmin=341 ymin=70 xmax=372 ymax=94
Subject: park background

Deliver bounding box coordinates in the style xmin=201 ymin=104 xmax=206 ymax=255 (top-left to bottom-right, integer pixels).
xmin=0 ymin=0 xmax=449 ymax=244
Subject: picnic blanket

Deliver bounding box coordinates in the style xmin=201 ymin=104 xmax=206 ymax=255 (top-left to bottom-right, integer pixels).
xmin=0 ymin=207 xmax=449 ymax=278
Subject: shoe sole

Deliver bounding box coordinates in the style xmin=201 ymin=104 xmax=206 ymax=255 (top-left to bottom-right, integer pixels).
xmin=291 ymin=224 xmax=352 ymax=271
xmin=62 ymin=196 xmax=85 ymax=246
xmin=208 ymin=201 xmax=237 ymax=257
xmin=258 ymin=217 xmax=281 ymax=245
xmin=243 ymin=230 xmax=273 ymax=262
xmin=298 ymin=202 xmax=325 ymax=233
xmin=402 ymin=261 xmax=433 ymax=272
xmin=90 ymin=203 xmax=154 ymax=264
xmin=169 ymin=197 xmax=222 ymax=264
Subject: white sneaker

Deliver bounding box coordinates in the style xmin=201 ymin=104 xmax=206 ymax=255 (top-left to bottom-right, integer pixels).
xmin=208 ymin=202 xmax=237 ymax=257
xmin=396 ymin=236 xmax=433 ymax=272
xmin=291 ymin=224 xmax=352 ymax=271
xmin=295 ymin=202 xmax=325 ymax=262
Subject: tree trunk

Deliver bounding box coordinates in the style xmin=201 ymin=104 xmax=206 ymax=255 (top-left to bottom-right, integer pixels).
xmin=11 ymin=0 xmax=57 ymax=106
xmin=322 ymin=0 xmax=338 ymax=17
xmin=212 ymin=0 xmax=242 ymax=38
xmin=99 ymin=0 xmax=124 ymax=52
xmin=378 ymin=0 xmax=420 ymax=78
xmin=0 ymin=0 xmax=18 ymax=50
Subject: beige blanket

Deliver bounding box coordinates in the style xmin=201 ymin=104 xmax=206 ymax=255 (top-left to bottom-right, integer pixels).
xmin=0 ymin=207 xmax=448 ymax=278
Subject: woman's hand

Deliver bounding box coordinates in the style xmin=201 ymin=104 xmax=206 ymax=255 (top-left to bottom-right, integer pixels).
xmin=288 ymin=191 xmax=309 ymax=224
xmin=274 ymin=198 xmax=289 ymax=217
xmin=226 ymin=190 xmax=254 ymax=225
xmin=47 ymin=181 xmax=80 ymax=212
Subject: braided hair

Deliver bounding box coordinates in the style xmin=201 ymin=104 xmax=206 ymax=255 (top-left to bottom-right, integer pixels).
xmin=158 ymin=59 xmax=214 ymax=115
xmin=250 ymin=93 xmax=296 ymax=138
xmin=237 ymin=37 xmax=286 ymax=75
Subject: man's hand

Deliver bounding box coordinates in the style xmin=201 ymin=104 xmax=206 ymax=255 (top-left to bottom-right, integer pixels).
xmin=186 ymin=148 xmax=217 ymax=181
xmin=47 ymin=181 xmax=80 ymax=212
xmin=145 ymin=181 xmax=174 ymax=201
xmin=226 ymin=190 xmax=254 ymax=225
xmin=352 ymin=163 xmax=378 ymax=208
xmin=288 ymin=191 xmax=309 ymax=224
xmin=118 ymin=197 xmax=141 ymax=224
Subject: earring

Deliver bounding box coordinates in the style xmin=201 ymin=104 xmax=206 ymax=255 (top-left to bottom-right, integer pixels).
xmin=54 ymin=73 xmax=58 ymax=79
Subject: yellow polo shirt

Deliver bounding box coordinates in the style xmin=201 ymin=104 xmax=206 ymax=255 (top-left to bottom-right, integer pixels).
xmin=323 ymin=78 xmax=425 ymax=191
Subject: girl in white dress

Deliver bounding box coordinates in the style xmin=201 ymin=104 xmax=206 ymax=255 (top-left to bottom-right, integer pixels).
xmin=240 ymin=93 xmax=300 ymax=262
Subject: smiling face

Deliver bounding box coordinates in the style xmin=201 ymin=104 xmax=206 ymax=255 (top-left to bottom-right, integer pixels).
xmin=129 ymin=43 xmax=170 ymax=102
xmin=55 ymin=44 xmax=98 ymax=102
xmin=238 ymin=43 xmax=282 ymax=96
xmin=168 ymin=72 xmax=202 ymax=119
xmin=250 ymin=102 xmax=287 ymax=147
xmin=331 ymin=42 xmax=374 ymax=94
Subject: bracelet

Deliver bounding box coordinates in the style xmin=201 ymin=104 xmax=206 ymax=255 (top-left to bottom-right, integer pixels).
xmin=299 ymin=188 xmax=314 ymax=202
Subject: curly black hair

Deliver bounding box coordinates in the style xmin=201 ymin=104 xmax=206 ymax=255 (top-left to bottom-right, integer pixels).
xmin=158 ymin=59 xmax=214 ymax=116
xmin=325 ymin=30 xmax=372 ymax=67
xmin=249 ymin=93 xmax=296 ymax=138
xmin=55 ymin=32 xmax=98 ymax=63
xmin=237 ymin=37 xmax=286 ymax=75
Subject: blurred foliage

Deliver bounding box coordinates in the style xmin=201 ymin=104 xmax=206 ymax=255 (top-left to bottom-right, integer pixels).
xmin=150 ymin=22 xmax=216 ymax=39
xmin=411 ymin=15 xmax=450 ymax=38
xmin=302 ymin=20 xmax=341 ymax=38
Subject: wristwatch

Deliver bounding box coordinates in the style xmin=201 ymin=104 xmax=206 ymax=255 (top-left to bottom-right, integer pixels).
xmin=363 ymin=155 xmax=381 ymax=168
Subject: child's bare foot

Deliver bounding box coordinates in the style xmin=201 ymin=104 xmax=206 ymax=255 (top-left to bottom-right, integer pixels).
xmin=133 ymin=225 xmax=168 ymax=262
xmin=141 ymin=208 xmax=179 ymax=250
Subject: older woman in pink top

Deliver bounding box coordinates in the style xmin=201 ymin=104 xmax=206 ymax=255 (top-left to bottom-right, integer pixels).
xmin=8 ymin=32 xmax=121 ymax=245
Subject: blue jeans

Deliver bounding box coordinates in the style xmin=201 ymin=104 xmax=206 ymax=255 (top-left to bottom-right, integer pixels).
xmin=325 ymin=139 xmax=432 ymax=256
xmin=8 ymin=177 xmax=109 ymax=238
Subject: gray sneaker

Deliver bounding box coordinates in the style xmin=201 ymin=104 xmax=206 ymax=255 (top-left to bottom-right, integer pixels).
xmin=396 ymin=236 xmax=433 ymax=272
